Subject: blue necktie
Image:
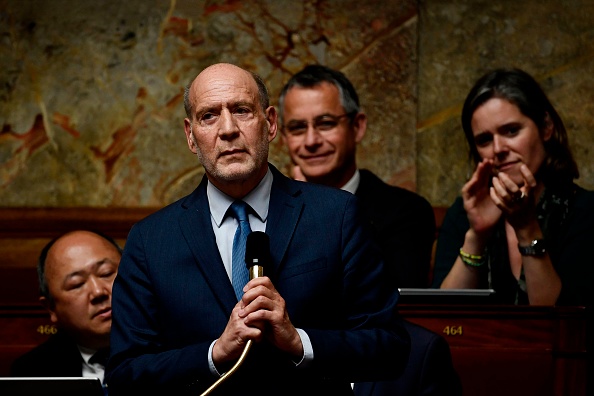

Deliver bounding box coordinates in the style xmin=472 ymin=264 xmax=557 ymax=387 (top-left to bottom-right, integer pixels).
xmin=230 ymin=201 xmax=252 ymax=300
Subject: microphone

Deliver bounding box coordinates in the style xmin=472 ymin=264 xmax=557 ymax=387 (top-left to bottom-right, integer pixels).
xmin=245 ymin=231 xmax=270 ymax=280
xmin=200 ymin=231 xmax=271 ymax=396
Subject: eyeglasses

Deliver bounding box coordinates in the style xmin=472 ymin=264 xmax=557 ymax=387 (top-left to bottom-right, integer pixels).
xmin=283 ymin=113 xmax=352 ymax=137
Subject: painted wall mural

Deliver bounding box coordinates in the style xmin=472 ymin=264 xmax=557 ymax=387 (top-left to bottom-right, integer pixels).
xmin=1 ymin=0 xmax=593 ymax=208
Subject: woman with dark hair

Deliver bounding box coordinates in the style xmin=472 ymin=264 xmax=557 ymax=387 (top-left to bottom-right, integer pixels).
xmin=432 ymin=68 xmax=593 ymax=306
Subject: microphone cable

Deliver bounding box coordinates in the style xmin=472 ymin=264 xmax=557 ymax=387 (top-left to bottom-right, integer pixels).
xmin=199 ymin=231 xmax=270 ymax=396
xmin=199 ymin=340 xmax=253 ymax=396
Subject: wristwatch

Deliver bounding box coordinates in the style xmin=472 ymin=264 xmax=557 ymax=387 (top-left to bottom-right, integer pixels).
xmin=518 ymin=239 xmax=547 ymax=256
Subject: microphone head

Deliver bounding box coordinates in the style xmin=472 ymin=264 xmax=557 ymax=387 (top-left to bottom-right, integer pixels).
xmin=245 ymin=231 xmax=270 ymax=269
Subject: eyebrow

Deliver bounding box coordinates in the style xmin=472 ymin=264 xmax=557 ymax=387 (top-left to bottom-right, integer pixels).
xmin=286 ymin=113 xmax=338 ymax=123
xmin=496 ymin=121 xmax=522 ymax=131
xmin=475 ymin=121 xmax=522 ymax=136
xmin=195 ymin=100 xmax=255 ymax=115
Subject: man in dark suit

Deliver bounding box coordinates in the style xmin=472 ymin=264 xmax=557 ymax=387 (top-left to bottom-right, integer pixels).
xmin=105 ymin=63 xmax=409 ymax=395
xmin=353 ymin=320 xmax=462 ymax=396
xmin=11 ymin=230 xmax=121 ymax=382
xmin=278 ymin=64 xmax=436 ymax=288
xmin=279 ymin=65 xmax=461 ymax=396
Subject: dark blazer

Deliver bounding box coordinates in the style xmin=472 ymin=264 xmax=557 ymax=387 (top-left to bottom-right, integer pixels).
xmin=353 ymin=320 xmax=462 ymax=396
xmin=106 ymin=165 xmax=409 ymax=396
xmin=10 ymin=331 xmax=83 ymax=377
xmin=356 ymin=170 xmax=436 ymax=288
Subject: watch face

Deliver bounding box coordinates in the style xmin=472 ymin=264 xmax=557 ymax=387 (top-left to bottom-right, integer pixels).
xmin=519 ymin=239 xmax=546 ymax=256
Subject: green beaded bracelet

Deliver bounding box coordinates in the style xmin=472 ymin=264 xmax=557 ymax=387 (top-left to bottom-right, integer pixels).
xmin=459 ymin=248 xmax=486 ymax=267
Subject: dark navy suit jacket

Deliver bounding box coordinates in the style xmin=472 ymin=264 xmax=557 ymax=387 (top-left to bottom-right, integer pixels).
xmin=10 ymin=331 xmax=83 ymax=377
xmin=354 ymin=320 xmax=462 ymax=396
xmin=106 ymin=165 xmax=408 ymax=395
xmin=355 ymin=170 xmax=435 ymax=288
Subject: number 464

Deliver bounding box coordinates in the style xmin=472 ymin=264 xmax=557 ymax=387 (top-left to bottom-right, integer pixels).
xmin=443 ymin=325 xmax=463 ymax=336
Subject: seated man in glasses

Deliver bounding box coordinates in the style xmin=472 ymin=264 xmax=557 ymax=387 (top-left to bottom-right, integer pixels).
xmin=278 ymin=64 xmax=460 ymax=396
xmin=278 ymin=64 xmax=436 ymax=288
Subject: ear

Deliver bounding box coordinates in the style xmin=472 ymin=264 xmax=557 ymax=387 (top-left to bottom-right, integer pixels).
xmin=40 ymin=296 xmax=58 ymax=324
xmin=352 ymin=112 xmax=367 ymax=143
xmin=542 ymin=112 xmax=554 ymax=142
xmin=184 ymin=118 xmax=198 ymax=154
xmin=265 ymin=106 xmax=278 ymax=142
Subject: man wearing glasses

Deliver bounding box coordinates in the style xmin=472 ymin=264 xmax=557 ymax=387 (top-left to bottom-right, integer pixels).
xmin=278 ymin=64 xmax=436 ymax=289
xmin=278 ymin=64 xmax=461 ymax=396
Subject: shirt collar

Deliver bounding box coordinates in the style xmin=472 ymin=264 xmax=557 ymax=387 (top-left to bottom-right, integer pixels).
xmin=78 ymin=345 xmax=97 ymax=365
xmin=340 ymin=169 xmax=360 ymax=194
xmin=208 ymin=167 xmax=273 ymax=227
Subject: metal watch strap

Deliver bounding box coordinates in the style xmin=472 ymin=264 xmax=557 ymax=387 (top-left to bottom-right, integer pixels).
xmin=518 ymin=239 xmax=546 ymax=256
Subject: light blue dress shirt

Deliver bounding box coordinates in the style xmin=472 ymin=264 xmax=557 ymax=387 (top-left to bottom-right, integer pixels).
xmin=206 ymin=168 xmax=313 ymax=376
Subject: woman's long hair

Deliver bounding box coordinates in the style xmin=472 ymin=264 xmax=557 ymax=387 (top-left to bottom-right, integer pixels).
xmin=461 ymin=68 xmax=579 ymax=186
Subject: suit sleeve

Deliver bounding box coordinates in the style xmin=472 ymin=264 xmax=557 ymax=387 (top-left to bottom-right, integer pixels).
xmin=105 ymin=223 xmax=213 ymax=394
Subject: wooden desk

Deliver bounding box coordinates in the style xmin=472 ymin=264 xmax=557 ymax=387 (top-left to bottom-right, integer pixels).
xmin=400 ymin=305 xmax=588 ymax=396
xmin=0 ymin=305 xmax=52 ymax=376
xmin=0 ymin=304 xmax=587 ymax=395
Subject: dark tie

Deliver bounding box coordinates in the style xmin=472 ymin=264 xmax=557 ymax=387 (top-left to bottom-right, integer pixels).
xmin=230 ymin=201 xmax=252 ymax=300
xmin=89 ymin=349 xmax=109 ymax=366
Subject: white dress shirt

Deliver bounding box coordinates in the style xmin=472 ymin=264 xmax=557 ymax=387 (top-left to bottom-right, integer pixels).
xmin=79 ymin=345 xmax=105 ymax=383
xmin=340 ymin=169 xmax=360 ymax=194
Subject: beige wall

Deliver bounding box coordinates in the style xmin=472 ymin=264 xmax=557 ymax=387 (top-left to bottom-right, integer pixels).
xmin=0 ymin=0 xmax=592 ymax=208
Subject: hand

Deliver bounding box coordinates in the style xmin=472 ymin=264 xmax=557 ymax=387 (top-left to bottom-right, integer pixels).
xmin=489 ymin=164 xmax=538 ymax=230
xmin=239 ymin=276 xmax=303 ymax=358
xmin=462 ymin=159 xmax=502 ymax=238
xmin=213 ymin=300 xmax=264 ymax=366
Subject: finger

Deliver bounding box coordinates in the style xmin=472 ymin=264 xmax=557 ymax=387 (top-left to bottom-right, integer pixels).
xmin=219 ymin=309 xmax=255 ymax=350
xmin=519 ymin=164 xmax=537 ymax=188
xmin=244 ymin=298 xmax=285 ymax=328
xmin=490 ymin=182 xmax=522 ymax=210
xmin=494 ymin=174 xmax=526 ymax=205
xmin=490 ymin=176 xmax=507 ymax=200
xmin=462 ymin=160 xmax=492 ymax=198
xmin=489 ymin=186 xmax=504 ymax=208
xmin=239 ymin=289 xmax=278 ymax=319
xmin=475 ymin=160 xmax=494 ymax=181
xmin=241 ymin=277 xmax=272 ymax=300
xmin=244 ymin=276 xmax=273 ymax=289
xmin=233 ymin=308 xmax=264 ymax=340
xmin=496 ymin=172 xmax=523 ymax=197
xmin=244 ymin=317 xmax=267 ymax=334
xmin=242 ymin=278 xmax=275 ymax=300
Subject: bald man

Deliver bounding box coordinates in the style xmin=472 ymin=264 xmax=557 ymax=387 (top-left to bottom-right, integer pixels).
xmin=106 ymin=63 xmax=409 ymax=396
xmin=11 ymin=230 xmax=121 ymax=384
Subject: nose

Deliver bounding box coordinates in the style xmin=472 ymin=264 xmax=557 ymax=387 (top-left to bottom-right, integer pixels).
xmin=303 ymin=123 xmax=323 ymax=148
xmin=219 ymin=109 xmax=239 ymax=139
xmin=88 ymin=276 xmax=110 ymax=303
xmin=492 ymin=135 xmax=507 ymax=157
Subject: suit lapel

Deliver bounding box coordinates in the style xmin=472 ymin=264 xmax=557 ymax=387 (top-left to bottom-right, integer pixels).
xmin=178 ymin=176 xmax=237 ymax=313
xmin=176 ymin=167 xmax=303 ymax=307
xmin=266 ymin=166 xmax=304 ymax=277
